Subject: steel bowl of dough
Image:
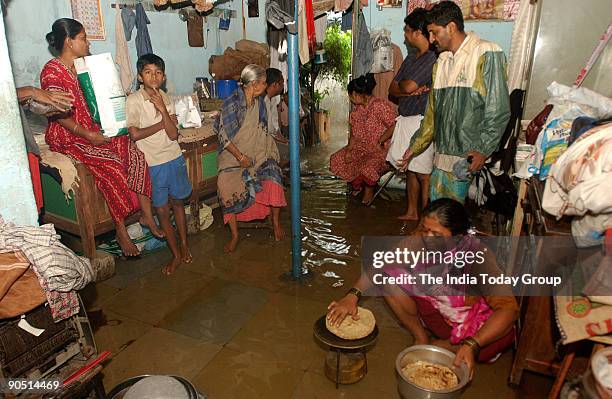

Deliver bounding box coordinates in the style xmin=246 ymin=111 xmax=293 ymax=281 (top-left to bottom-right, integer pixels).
xmin=396 ymin=345 xmax=470 ymax=399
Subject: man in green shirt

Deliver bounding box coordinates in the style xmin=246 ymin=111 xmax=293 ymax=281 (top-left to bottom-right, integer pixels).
xmin=400 ymin=1 xmax=510 ymax=203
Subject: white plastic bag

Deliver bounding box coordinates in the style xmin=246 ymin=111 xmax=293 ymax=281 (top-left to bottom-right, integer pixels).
xmin=74 ymin=53 xmax=127 ymax=137
xmin=529 ymin=82 xmax=612 ymax=179
xmin=174 ymin=95 xmax=202 ymax=128
xmin=370 ymin=29 xmax=393 ymax=74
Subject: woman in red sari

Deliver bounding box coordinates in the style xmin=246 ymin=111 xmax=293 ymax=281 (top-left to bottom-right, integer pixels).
xmin=41 ymin=18 xmax=161 ymax=256
xmin=330 ymin=74 xmax=397 ymax=204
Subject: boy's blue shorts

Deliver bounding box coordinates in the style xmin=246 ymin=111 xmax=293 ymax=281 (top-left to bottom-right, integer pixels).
xmin=149 ymin=156 xmax=192 ymax=208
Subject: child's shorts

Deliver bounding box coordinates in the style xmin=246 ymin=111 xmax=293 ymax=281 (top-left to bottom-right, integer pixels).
xmin=149 ymin=156 xmax=192 ymax=207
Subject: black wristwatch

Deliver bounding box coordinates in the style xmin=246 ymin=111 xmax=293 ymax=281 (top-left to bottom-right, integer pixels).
xmin=348 ymin=287 xmax=362 ymax=300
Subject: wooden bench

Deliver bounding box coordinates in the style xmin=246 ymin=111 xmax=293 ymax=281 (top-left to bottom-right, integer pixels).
xmin=41 ymin=135 xmax=219 ymax=260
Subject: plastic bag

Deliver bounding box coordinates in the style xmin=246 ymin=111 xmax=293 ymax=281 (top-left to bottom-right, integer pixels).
xmin=74 ymin=53 xmax=127 ymax=137
xmin=528 ymin=82 xmax=612 ymax=179
xmin=370 ymin=29 xmax=393 ymax=74
xmin=174 ymin=95 xmax=202 ymax=128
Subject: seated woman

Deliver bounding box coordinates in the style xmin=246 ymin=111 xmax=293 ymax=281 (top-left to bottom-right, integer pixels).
xmin=41 ymin=18 xmax=162 ymax=256
xmin=327 ymin=198 xmax=518 ymax=375
xmin=330 ymin=73 xmax=397 ymax=205
xmin=215 ymin=64 xmax=287 ymax=253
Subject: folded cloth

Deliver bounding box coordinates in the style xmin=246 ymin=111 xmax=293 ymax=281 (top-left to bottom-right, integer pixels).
xmin=0 ymin=217 xmax=92 ymax=321
xmin=0 ymin=252 xmax=46 ymax=319
xmin=0 ymin=216 xmax=93 ymax=292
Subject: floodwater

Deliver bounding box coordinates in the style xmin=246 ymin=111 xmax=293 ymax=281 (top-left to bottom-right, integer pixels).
xmin=82 ymin=82 xmax=552 ymax=397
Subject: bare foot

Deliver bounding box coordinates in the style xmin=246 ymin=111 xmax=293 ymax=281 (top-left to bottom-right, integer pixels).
xmin=397 ymin=213 xmax=419 ymax=221
xmin=161 ymin=256 xmax=181 ymax=275
xmin=273 ymin=225 xmax=285 ymax=242
xmin=116 ymin=230 xmax=140 ymax=257
xmin=139 ymin=216 xmax=165 ymax=238
xmin=224 ymin=237 xmax=239 ymax=253
xmin=181 ymin=243 xmax=193 ymax=263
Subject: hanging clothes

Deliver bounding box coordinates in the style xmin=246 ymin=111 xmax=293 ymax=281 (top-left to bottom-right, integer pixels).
xmin=304 ymin=0 xmax=316 ymax=55
xmin=266 ymin=0 xmax=295 ymax=50
xmin=135 ymin=3 xmax=154 ymax=58
xmin=507 ymin=0 xmax=537 ymax=91
xmin=187 ymin=11 xmax=205 ymax=47
xmin=121 ymin=6 xmax=136 ymax=41
xmin=352 ymin=11 xmax=373 ymax=78
xmin=115 ymin=7 xmax=134 ymax=93
xmin=314 ymin=13 xmax=327 ymax=44
xmin=298 ymin=0 xmax=309 ymax=64
xmin=270 ymin=44 xmax=288 ymax=88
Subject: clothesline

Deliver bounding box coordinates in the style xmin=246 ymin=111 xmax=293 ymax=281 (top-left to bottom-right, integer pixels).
xmin=111 ymin=0 xmax=236 ymax=17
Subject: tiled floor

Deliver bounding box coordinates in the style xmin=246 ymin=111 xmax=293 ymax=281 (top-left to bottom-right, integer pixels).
xmin=81 ymin=110 xmax=554 ymax=398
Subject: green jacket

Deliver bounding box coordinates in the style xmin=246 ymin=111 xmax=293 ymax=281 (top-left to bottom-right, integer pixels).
xmin=410 ymin=33 xmax=511 ymax=166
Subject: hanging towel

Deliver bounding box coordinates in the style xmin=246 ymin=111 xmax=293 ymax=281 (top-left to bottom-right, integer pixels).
xmin=187 ymin=11 xmax=204 ymax=47
xmin=298 ymin=0 xmax=309 ymax=64
xmin=115 ymin=7 xmax=134 ymax=93
xmin=121 ymin=6 xmax=136 ymax=41
xmin=314 ymin=13 xmax=327 ymax=44
xmin=135 ymin=3 xmax=154 ymax=57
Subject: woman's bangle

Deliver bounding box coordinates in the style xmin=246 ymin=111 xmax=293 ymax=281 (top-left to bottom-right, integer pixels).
xmin=347 ymin=287 xmax=362 ymax=300
xmin=461 ymin=336 xmax=481 ymax=356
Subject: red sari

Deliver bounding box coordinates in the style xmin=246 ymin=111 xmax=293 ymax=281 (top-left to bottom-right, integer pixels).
xmin=40 ymin=58 xmax=151 ymax=223
xmin=330 ymin=97 xmax=397 ymax=187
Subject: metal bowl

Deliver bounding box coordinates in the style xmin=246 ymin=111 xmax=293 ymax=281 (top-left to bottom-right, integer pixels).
xmin=107 ymin=375 xmax=203 ymax=399
xmin=396 ymin=345 xmax=470 ymax=399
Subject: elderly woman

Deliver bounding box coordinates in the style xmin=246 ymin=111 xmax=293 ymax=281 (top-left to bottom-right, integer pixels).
xmin=40 ymin=18 xmax=161 ymax=257
xmin=329 ymin=73 xmax=397 ymax=205
xmin=327 ymin=199 xmax=518 ymax=375
xmin=215 ymin=64 xmax=287 ymax=252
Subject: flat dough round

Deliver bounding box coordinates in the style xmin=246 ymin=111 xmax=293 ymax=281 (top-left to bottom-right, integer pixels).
xmin=326 ymin=307 xmax=375 ymax=340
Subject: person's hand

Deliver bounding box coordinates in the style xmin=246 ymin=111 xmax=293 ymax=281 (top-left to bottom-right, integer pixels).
xmin=466 ymin=150 xmax=486 ymax=172
xmin=327 ymin=294 xmax=359 ymax=327
xmin=149 ymin=89 xmax=167 ymax=114
xmin=377 ymin=136 xmax=387 ymax=148
xmin=274 ymin=132 xmax=288 ymax=144
xmin=34 ymin=88 xmax=74 ymax=112
xmin=398 ymin=149 xmax=414 ymax=171
xmin=413 ymin=336 xmax=430 ymax=346
xmin=454 ymin=344 xmax=476 ymax=380
xmin=86 ymin=131 xmax=111 ymax=146
xmin=408 ymin=86 xmax=430 ymax=96
xmin=239 ymin=154 xmax=252 ymax=168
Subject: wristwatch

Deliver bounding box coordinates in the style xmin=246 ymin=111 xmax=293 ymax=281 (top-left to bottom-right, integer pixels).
xmin=348 ymin=287 xmax=362 ymax=300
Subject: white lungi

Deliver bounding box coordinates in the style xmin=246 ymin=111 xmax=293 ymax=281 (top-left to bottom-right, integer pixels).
xmin=386 ymin=115 xmax=434 ymax=174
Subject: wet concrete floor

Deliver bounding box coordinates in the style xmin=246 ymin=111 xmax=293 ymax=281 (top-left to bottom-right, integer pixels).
xmin=81 ymin=110 xmax=553 ymax=398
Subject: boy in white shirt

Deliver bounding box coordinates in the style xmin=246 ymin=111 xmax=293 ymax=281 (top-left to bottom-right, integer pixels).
xmin=126 ymin=53 xmax=192 ymax=275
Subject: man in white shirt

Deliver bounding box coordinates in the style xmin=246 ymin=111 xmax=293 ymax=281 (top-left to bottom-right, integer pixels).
xmin=265 ymin=68 xmax=289 ymax=166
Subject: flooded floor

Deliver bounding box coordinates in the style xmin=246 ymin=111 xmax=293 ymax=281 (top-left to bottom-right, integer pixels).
xmin=81 ymin=112 xmax=553 ymax=398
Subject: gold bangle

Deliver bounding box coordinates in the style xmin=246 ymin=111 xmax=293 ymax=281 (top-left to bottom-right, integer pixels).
xmin=461 ymin=336 xmax=481 ymax=356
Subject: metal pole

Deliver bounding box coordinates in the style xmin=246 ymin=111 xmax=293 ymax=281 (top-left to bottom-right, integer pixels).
xmin=288 ymin=0 xmax=302 ymax=279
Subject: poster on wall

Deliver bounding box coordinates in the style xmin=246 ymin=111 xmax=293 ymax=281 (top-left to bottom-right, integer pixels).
xmin=407 ymin=0 xmax=520 ymax=21
xmin=70 ymin=0 xmax=105 ymax=41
